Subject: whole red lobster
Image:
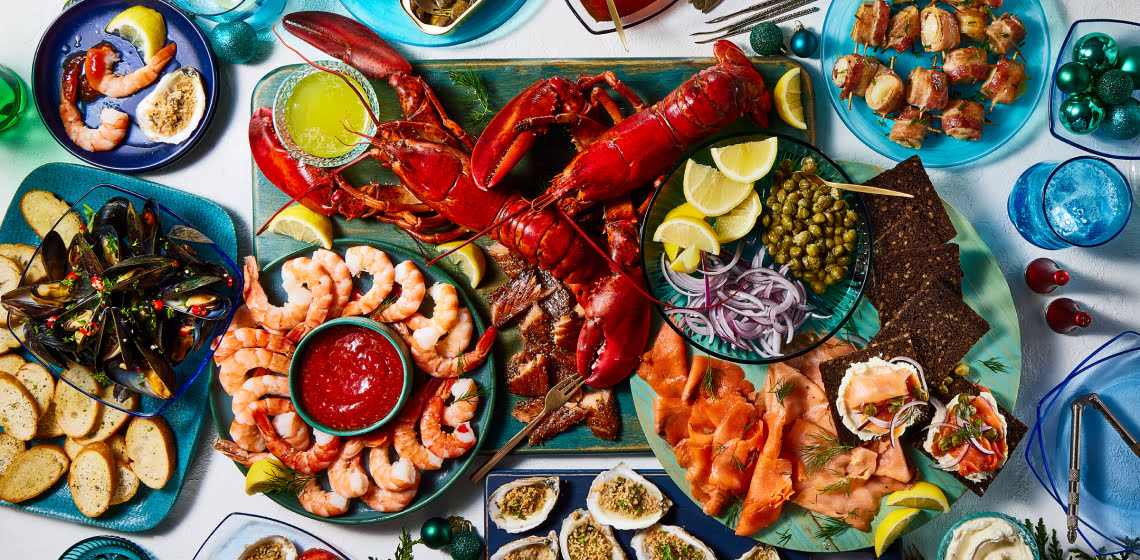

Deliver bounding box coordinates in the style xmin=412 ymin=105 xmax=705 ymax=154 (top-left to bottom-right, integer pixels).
xmin=251 ymin=11 xmax=772 ymax=387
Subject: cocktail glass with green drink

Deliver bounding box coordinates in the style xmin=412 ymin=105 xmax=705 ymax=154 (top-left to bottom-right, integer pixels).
xmin=0 ymin=64 xmax=27 ymax=132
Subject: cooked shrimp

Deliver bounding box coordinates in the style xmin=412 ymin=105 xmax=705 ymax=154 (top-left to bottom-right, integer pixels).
xmin=375 ymin=261 xmax=425 ymax=322
xmin=441 ymin=378 xmax=479 ymax=427
xmin=312 ymin=248 xmax=352 ymax=320
xmin=368 ymin=440 xmax=420 ymax=491
xmin=273 ymin=411 xmax=310 ymax=451
xmin=393 ymin=381 xmax=444 ymax=471
xmin=419 ymin=394 xmax=477 ymax=459
xmin=214 ymin=327 xmax=295 ymax=364
xmin=392 ymin=321 xmax=497 ymax=378
xmin=406 ymin=283 xmax=459 ymax=350
xmin=342 ymin=246 xmax=395 ymax=316
xmin=218 ymin=348 xmax=291 ymax=396
xmin=213 ymin=439 xmax=272 ymax=467
xmin=281 ymin=256 xmax=334 ymax=341
xmin=361 ymin=481 xmax=418 ymax=513
xmin=436 ymin=308 xmax=475 ymax=359
xmin=84 ymin=42 xmax=176 ymax=98
xmin=298 ymin=479 xmax=351 ymax=518
xmin=328 ymin=437 xmax=371 ymax=498
xmin=361 ymin=428 xmax=390 ymax=449
xmin=60 ymin=60 xmax=128 ymax=153
xmin=229 ymin=419 xmax=266 ymax=452
xmin=243 ymin=256 xmax=310 ymax=332
xmin=254 ymin=410 xmax=341 ymax=474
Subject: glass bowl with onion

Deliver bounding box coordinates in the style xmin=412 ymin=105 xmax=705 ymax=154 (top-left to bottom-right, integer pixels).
xmin=639 ymin=132 xmax=872 ymax=364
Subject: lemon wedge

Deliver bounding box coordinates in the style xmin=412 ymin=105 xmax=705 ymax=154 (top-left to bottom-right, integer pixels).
xmin=712 ymin=189 xmax=761 ymax=243
xmin=653 ymin=216 xmax=720 ymax=255
xmin=435 ymin=239 xmax=487 ymax=289
xmin=267 ymin=204 xmax=334 ymax=249
xmin=245 ymin=458 xmax=292 ymax=495
xmin=683 ymin=159 xmax=754 ymax=217
xmin=663 ymin=203 xmax=708 ymax=259
xmin=710 ymin=137 xmax=779 ymax=183
xmin=884 ymin=481 xmax=949 ymax=513
xmin=105 ymin=6 xmax=167 ymax=61
xmin=669 ymin=246 xmax=702 ymax=273
xmin=774 ymin=67 xmax=808 ymax=130
xmin=874 ymin=507 xmax=922 ymax=557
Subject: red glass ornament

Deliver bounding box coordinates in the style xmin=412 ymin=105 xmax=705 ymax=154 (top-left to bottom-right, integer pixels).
xmin=1025 ymin=258 xmax=1070 ymax=294
xmin=1046 ymin=298 xmax=1091 ymax=334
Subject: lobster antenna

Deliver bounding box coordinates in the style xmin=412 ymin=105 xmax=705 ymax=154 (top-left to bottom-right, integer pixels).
xmin=424 ymin=203 xmax=533 ymax=268
xmin=273 ymin=25 xmax=382 ymax=129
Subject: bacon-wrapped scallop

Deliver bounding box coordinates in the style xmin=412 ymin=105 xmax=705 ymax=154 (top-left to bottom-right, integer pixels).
xmin=832 ymin=54 xmax=882 ymax=100
xmin=978 ymin=0 xmax=1002 ymax=9
xmin=886 ymin=5 xmax=920 ymax=53
xmin=942 ymin=99 xmax=985 ymax=141
xmin=944 ymin=46 xmax=990 ymax=85
xmin=851 ymin=0 xmax=891 ymax=47
xmin=920 ymin=5 xmax=960 ymax=52
xmin=955 ymin=5 xmax=988 ymax=41
xmin=890 ymin=105 xmax=932 ymax=149
xmin=866 ymin=66 xmax=907 ymax=115
xmin=980 ymin=56 xmax=1026 ymax=104
xmin=907 ymin=66 xmax=950 ymax=112
xmin=986 ymin=13 xmax=1027 ymax=55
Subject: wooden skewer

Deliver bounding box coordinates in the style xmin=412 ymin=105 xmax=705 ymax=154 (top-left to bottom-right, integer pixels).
xmin=807 ymin=175 xmax=914 ymax=198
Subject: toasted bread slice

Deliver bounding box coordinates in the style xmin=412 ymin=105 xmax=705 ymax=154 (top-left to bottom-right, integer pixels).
xmin=106 ymin=433 xmax=128 ymax=463
xmin=0 ymin=257 xmax=21 ymax=328
xmin=68 ymin=442 xmax=116 ymax=518
xmin=110 ymin=461 xmax=139 ymax=505
xmin=0 ymin=444 xmax=69 ymax=503
xmin=0 ymin=353 xmax=26 ymax=375
xmin=14 ymin=363 xmax=53 ymax=419
xmin=0 ymin=324 xmax=20 ymax=354
xmin=63 ymin=437 xmax=84 ymax=461
xmin=0 ymin=372 xmax=39 ymax=440
xmin=0 ymin=243 xmax=45 ymax=284
xmin=36 ymin=400 xmax=64 ymax=439
xmin=21 ymin=190 xmax=84 ymax=243
xmin=125 ymin=416 xmax=175 ymax=489
xmin=0 ymin=432 xmax=25 ymax=476
xmin=56 ymin=364 xmax=102 ymax=438
xmin=75 ymin=386 xmax=137 ymax=445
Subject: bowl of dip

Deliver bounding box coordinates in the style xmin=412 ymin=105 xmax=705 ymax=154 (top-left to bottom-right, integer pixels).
xmin=938 ymin=512 xmax=1040 ymax=560
xmin=288 ymin=317 xmax=413 ymax=436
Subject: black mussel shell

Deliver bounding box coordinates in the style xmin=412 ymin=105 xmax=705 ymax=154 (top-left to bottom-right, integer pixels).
xmin=22 ymin=321 xmax=68 ymax=369
xmin=159 ymin=315 xmax=198 ymax=366
xmin=165 ymin=225 xmax=214 ymax=245
xmin=136 ymin=199 xmax=159 ymax=256
xmin=164 ymin=291 xmax=230 ymax=321
xmin=68 ymin=232 xmax=105 ymax=277
xmin=1 ymin=280 xmax=89 ymax=319
xmin=39 ymin=230 xmax=69 ymax=283
xmin=92 ymin=197 xmax=131 ymax=240
xmin=93 ymin=225 xmax=124 ymax=268
xmin=158 ymin=275 xmax=225 ymax=299
xmin=103 ymin=255 xmax=177 ymax=292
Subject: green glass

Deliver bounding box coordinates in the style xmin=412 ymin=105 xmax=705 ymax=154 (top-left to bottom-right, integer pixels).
xmin=0 ymin=65 xmax=26 ymax=132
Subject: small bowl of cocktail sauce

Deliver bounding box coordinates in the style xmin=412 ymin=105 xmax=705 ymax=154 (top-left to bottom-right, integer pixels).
xmin=289 ymin=317 xmax=412 ymax=436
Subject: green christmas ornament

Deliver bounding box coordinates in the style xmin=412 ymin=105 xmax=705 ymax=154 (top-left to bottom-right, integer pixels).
xmin=1055 ymin=61 xmax=1093 ymax=94
xmin=1072 ymin=32 xmax=1119 ymax=72
xmin=1059 ymin=92 xmax=1107 ymax=134
xmin=420 ymin=516 xmax=453 ymax=549
xmin=1101 ymin=98 xmax=1140 ymax=140
xmin=210 ymin=20 xmax=257 ymax=64
xmin=1097 ymin=69 xmax=1135 ymax=105
xmin=449 ymin=531 xmax=484 ymax=560
xmin=750 ymin=23 xmax=785 ymax=56
xmin=1118 ymin=46 xmax=1140 ymax=89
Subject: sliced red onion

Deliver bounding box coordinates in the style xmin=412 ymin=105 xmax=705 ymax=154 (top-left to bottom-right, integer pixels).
xmin=889 ymin=356 xmax=928 ymax=393
xmin=700 ymin=243 xmax=743 ymax=274
xmin=862 ymin=415 xmax=892 ymax=429
xmin=935 ymin=444 xmax=969 ymax=470
xmin=969 ymin=437 xmax=996 ymax=455
xmin=931 ymin=397 xmax=947 ymax=419
xmin=920 ymin=421 xmax=958 ymax=434
xmin=889 ymin=400 xmax=928 ymax=450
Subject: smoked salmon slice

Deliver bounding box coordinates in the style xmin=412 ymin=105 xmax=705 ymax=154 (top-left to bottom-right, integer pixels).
xmin=637 ymin=326 xmax=689 ymax=398
xmin=653 ymin=396 xmax=692 ymax=446
xmin=735 ymin=454 xmax=794 ymax=535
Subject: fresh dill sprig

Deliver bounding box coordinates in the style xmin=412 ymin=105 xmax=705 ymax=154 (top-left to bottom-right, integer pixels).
xmin=456 ymin=384 xmax=484 ymax=403
xmin=258 ymin=466 xmax=315 ymax=496
xmin=1024 ymin=518 xmax=1064 ymax=560
xmin=770 ymin=377 xmax=797 ymax=407
xmin=814 ymin=514 xmax=852 ymax=540
xmin=776 ymin=529 xmax=793 ymax=547
xmin=371 ymin=294 xmax=398 ymax=316
xmin=724 ymin=498 xmax=744 ymax=529
xmin=448 ymin=71 xmax=494 ymax=124
xmin=370 ymin=528 xmax=420 ymax=560
xmin=701 ymin=362 xmax=720 ymax=400
xmin=820 ymin=477 xmax=852 ymax=496
xmin=980 ymin=357 xmax=1008 ymax=374
xmin=798 ymin=431 xmax=855 ymax=475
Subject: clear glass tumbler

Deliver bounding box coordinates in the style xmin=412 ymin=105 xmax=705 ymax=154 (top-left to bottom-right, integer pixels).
xmin=1007 ymin=156 xmax=1132 ymax=249
xmin=171 ymin=0 xmax=287 ymax=30
xmin=0 ymin=64 xmax=27 ymax=132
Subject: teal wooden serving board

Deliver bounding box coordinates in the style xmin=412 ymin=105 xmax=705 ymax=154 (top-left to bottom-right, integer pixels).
xmin=0 ymin=163 xmax=237 ymax=531
xmin=251 ymin=57 xmax=815 ymax=453
xmin=630 ymin=161 xmax=1024 ymax=551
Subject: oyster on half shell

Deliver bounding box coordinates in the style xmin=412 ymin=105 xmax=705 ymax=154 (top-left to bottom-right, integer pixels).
xmin=735 ymin=544 xmax=780 ymax=560
xmin=237 ymin=536 xmax=298 ymax=560
xmin=135 ymin=67 xmax=206 ymax=145
xmin=560 ymin=508 xmax=625 ymax=560
xmin=489 ymin=476 xmax=561 ymax=533
xmin=492 ymin=532 xmax=559 ymax=560
xmin=630 ymin=525 xmax=715 ymax=560
xmin=585 ymin=462 xmax=671 ymax=530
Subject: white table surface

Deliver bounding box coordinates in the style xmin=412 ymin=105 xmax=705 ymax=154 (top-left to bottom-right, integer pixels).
xmin=1 ymin=0 xmax=1138 ymax=558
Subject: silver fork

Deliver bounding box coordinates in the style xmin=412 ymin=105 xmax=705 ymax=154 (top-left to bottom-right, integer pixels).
xmin=470 ymin=375 xmax=585 ymax=483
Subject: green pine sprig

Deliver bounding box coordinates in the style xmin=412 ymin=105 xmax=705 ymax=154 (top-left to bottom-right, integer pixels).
xmin=370 ymin=528 xmax=420 ymax=560
xmin=981 ymin=357 xmax=1009 ymax=374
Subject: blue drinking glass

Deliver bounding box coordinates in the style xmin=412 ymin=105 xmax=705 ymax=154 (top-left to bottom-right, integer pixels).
xmin=1007 ymin=157 xmax=1132 ymax=249
xmin=171 ymin=0 xmax=286 ymax=30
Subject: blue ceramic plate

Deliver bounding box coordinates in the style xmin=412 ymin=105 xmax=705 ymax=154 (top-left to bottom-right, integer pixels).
xmin=31 ymin=0 xmax=219 ymax=173
xmin=0 ymin=162 xmax=235 ymax=531
xmin=339 ymin=0 xmax=530 ymax=47
xmin=820 ymin=0 xmax=1050 ymax=168
xmin=192 ymin=512 xmax=350 ymax=559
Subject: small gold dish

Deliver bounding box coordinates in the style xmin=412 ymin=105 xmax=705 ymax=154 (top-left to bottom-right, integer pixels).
xmin=400 ymin=0 xmax=486 ymax=36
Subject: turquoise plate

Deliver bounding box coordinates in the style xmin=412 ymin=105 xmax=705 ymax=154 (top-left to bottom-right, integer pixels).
xmin=192 ymin=512 xmax=350 ymax=559
xmin=0 ymin=162 xmax=236 ymax=531
xmin=209 ymin=238 xmax=497 ymax=524
xmin=339 ymin=0 xmax=531 ymax=47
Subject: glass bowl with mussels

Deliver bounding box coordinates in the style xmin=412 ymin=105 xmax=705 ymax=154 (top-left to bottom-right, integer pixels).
xmin=1 ymin=184 xmax=241 ymax=417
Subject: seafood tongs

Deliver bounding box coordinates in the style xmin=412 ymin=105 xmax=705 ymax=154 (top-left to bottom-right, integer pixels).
xmin=1067 ymin=393 xmax=1140 ymax=544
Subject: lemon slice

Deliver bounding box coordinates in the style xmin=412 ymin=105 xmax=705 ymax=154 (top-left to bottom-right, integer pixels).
xmin=245 ymin=458 xmax=291 ymax=495
xmin=435 ymin=240 xmax=487 ymax=289
xmin=668 ymin=246 xmax=702 ymax=273
xmin=884 ymin=481 xmax=949 ymax=513
xmin=874 ymin=507 xmax=922 ymax=557
xmin=683 ymin=159 xmax=754 ymax=217
xmin=267 ymin=204 xmax=334 ymax=249
xmin=710 ymin=137 xmax=779 ymax=183
xmin=105 ymin=6 xmax=167 ymax=61
xmin=663 ymin=203 xmax=708 ymax=259
xmin=774 ymin=67 xmax=809 ymax=130
xmin=653 ymin=216 xmax=720 ymax=255
xmin=712 ymin=189 xmax=761 ymax=244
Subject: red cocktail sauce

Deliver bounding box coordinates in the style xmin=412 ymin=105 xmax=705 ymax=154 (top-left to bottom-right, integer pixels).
xmin=295 ymin=324 xmax=405 ymax=431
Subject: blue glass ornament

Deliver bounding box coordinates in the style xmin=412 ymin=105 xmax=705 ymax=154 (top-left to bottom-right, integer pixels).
xmin=211 ymin=21 xmax=257 ymax=65
xmin=790 ymin=22 xmax=817 ymax=58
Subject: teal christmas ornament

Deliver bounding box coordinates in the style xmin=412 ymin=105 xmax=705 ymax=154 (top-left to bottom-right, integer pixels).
xmin=750 ymin=22 xmax=785 ymax=56
xmin=1059 ymin=92 xmax=1107 ymax=134
xmin=1055 ymin=61 xmax=1092 ymax=94
xmin=1072 ymin=33 xmax=1119 ymax=72
xmin=449 ymin=531 xmax=484 ymax=560
xmin=1096 ymin=69 xmax=1135 ymax=105
xmin=789 ymin=21 xmax=817 ymax=58
xmin=1101 ymin=98 xmax=1140 ymax=140
xmin=421 ymin=516 xmax=453 ymax=549
xmin=1118 ymin=46 xmax=1140 ymax=89
xmin=210 ymin=20 xmax=257 ymax=64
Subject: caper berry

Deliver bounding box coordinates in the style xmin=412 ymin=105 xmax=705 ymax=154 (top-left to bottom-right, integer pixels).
xmin=862 ymin=403 xmax=878 ymax=417
xmin=954 ymin=363 xmax=970 ymax=377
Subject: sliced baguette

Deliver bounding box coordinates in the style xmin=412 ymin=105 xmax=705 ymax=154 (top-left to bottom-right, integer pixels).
xmin=0 ymin=243 xmax=45 ymax=284
xmin=35 ymin=400 xmax=64 ymax=439
xmin=68 ymin=442 xmax=116 ymax=517
xmin=0 ymin=444 xmax=69 ymax=503
xmin=74 ymin=386 xmax=137 ymax=445
xmin=20 ymin=190 xmax=84 ymax=243
xmin=125 ymin=416 xmax=175 ymax=489
xmin=106 ymin=433 xmax=128 ymax=463
xmin=56 ymin=364 xmax=101 ymax=438
xmin=110 ymin=460 xmax=139 ymax=505
xmin=0 ymin=257 xmax=21 ymax=328
xmin=14 ymin=363 xmax=53 ymax=419
xmin=0 ymin=325 xmax=20 ymax=354
xmin=0 ymin=353 xmax=25 ymax=375
xmin=0 ymin=372 xmax=39 ymax=440
xmin=0 ymin=432 xmax=25 ymax=476
xmin=63 ymin=437 xmax=84 ymax=461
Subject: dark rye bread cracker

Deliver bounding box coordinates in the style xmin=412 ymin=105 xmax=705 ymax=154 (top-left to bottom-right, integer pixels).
xmin=869 ymin=244 xmax=963 ymax=323
xmin=818 ymin=334 xmax=925 ymax=447
xmin=863 ymin=156 xmax=957 ymax=243
xmin=916 ymin=376 xmax=1028 ymax=496
xmin=874 ymin=208 xmax=943 ymax=256
xmin=877 ymin=279 xmax=990 ymax=383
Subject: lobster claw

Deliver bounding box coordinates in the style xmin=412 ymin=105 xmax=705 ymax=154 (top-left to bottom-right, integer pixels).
xmin=574 ymin=273 xmax=652 ymax=387
xmin=282 ymin=11 xmax=412 ymax=80
xmin=470 ymin=80 xmax=561 ymax=190
xmin=249 ymin=107 xmax=338 ymax=216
